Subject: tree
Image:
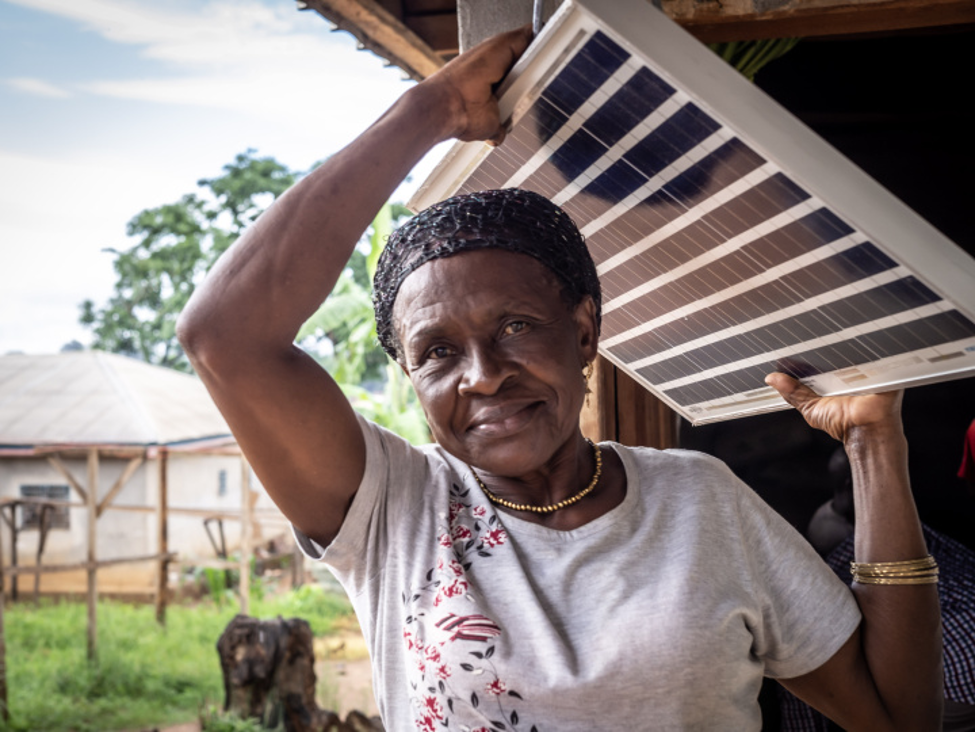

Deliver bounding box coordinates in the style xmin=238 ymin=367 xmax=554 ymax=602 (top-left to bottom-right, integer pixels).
xmin=80 ymin=150 xmax=296 ymax=372
xmin=81 ymin=152 xmax=430 ymax=443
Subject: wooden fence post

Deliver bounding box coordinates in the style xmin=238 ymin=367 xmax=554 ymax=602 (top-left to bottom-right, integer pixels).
xmin=239 ymin=456 xmax=251 ymax=615
xmin=86 ymin=448 xmax=99 ymax=662
xmin=0 ymin=515 xmax=8 ymax=722
xmin=155 ymin=448 xmax=169 ymax=625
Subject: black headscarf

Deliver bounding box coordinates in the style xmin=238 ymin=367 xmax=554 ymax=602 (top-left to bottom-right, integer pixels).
xmin=373 ymin=188 xmax=602 ymax=360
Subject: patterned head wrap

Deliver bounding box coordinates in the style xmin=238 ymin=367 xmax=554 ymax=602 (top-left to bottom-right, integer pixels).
xmin=373 ymin=188 xmax=602 ymax=360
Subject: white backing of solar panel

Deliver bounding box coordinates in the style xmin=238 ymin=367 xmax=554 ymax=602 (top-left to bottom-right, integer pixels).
xmin=409 ymin=0 xmax=975 ymax=424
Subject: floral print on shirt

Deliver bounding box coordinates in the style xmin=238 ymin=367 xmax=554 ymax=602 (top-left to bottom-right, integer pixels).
xmin=401 ymin=482 xmax=537 ymax=732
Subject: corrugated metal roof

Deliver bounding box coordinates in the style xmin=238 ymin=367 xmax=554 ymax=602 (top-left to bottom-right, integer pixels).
xmin=0 ymin=351 xmax=231 ymax=447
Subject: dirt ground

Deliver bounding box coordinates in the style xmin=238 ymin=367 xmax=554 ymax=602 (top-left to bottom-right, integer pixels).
xmin=313 ymin=627 xmax=379 ymax=719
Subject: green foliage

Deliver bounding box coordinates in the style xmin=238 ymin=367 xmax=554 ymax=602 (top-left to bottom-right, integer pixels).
xmin=1 ymin=599 xmax=226 ymax=731
xmin=253 ymin=584 xmax=353 ymax=637
xmin=80 ymin=150 xmax=297 ymax=372
xmin=342 ymin=364 xmax=431 ymax=446
xmin=198 ymin=705 xmax=267 ymax=732
xmin=297 ymin=272 xmax=380 ymax=385
xmin=709 ymin=38 xmax=800 ymax=82
xmin=298 ymin=203 xmax=431 ymax=444
xmin=0 ymin=591 xmax=355 ymax=732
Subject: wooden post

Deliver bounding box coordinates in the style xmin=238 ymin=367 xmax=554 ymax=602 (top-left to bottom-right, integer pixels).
xmin=34 ymin=504 xmax=52 ymax=604
xmin=155 ymin=448 xmax=169 ymax=626
xmin=7 ymin=508 xmax=16 ymax=603
xmin=239 ymin=456 xmax=252 ymax=615
xmin=0 ymin=510 xmax=8 ymax=722
xmin=86 ymin=448 xmax=99 ymax=662
xmin=580 ymin=355 xmax=677 ymax=449
xmin=291 ymin=543 xmax=304 ymax=589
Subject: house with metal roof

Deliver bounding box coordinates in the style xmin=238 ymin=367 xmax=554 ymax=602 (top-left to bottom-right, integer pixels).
xmin=0 ymin=350 xmax=285 ymax=598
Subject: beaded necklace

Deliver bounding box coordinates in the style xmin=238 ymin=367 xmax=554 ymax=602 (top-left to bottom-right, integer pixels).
xmin=470 ymin=440 xmax=602 ymax=514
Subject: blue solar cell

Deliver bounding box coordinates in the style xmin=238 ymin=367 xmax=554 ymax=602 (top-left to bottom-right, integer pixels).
xmin=582 ymin=67 xmax=675 ymax=143
xmin=461 ymin=96 xmax=570 ymax=193
xmin=662 ymin=310 xmax=974 ymax=406
xmin=599 ymin=173 xmax=814 ymax=295
xmin=567 ymin=104 xmax=723 ymax=221
xmin=605 ymin=242 xmax=899 ymax=361
xmin=584 ymin=139 xmax=766 ymax=265
xmin=541 ymin=68 xmax=679 ymax=184
xmin=623 ymin=103 xmax=720 ymax=175
xmin=542 ymin=31 xmax=629 ymax=114
xmin=550 ymin=131 xmax=609 ymax=181
xmin=660 ymin=139 xmax=765 ymax=206
xmin=639 ymin=277 xmax=945 ymax=383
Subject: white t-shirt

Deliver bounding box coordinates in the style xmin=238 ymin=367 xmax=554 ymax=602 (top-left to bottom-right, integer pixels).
xmin=296 ymin=416 xmax=861 ymax=731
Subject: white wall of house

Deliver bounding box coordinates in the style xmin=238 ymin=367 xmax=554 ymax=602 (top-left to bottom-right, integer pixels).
xmin=0 ymin=450 xmax=281 ymax=595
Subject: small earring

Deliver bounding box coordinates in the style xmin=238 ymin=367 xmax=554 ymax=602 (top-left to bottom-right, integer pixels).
xmin=583 ymin=361 xmax=594 ymax=407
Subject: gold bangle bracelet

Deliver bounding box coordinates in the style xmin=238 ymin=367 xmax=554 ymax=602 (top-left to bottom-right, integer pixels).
xmin=850 ymin=555 xmax=938 ymax=585
xmin=851 ymin=555 xmax=936 ymax=568
xmin=851 ymin=555 xmax=936 ymax=573
xmin=852 ymin=574 xmax=939 ymax=585
xmin=854 ymin=566 xmax=938 ymax=575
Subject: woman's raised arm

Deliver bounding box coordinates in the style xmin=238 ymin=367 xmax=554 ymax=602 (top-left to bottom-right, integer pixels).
xmin=177 ymin=27 xmax=533 ymax=547
xmin=768 ymin=373 xmax=943 ymax=730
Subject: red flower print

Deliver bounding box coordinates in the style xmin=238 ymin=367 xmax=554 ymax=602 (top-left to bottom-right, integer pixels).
xmin=482 ymin=528 xmax=507 ymax=548
xmin=446 ymin=559 xmax=464 ymax=577
xmin=436 ymin=663 xmax=451 ymax=680
xmin=425 ymin=645 xmax=441 ymax=663
xmin=486 ymin=678 xmax=507 ymax=696
xmin=403 ymin=629 xmax=414 ymax=651
xmin=422 ymin=695 xmax=444 ymax=719
xmin=433 ymin=578 xmax=468 ymax=607
xmin=448 ymin=501 xmax=465 ymax=521
xmin=415 ymin=714 xmax=435 ymax=732
xmin=472 ymin=505 xmax=487 ymax=518
xmin=442 ymin=579 xmax=468 ymax=599
xmin=438 ymin=533 xmax=452 ymax=548
xmin=451 ymin=525 xmax=472 ymax=541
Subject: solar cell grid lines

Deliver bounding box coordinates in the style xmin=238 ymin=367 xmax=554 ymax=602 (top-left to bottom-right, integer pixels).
xmin=410 ymin=0 xmax=975 ymax=423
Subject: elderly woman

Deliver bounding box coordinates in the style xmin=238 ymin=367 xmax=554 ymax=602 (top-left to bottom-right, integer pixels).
xmin=178 ymin=27 xmax=941 ymax=731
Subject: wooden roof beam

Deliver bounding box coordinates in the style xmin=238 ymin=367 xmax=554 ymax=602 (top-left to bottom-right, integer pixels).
xmin=300 ymin=0 xmax=447 ymax=80
xmin=665 ymin=0 xmax=973 ymax=41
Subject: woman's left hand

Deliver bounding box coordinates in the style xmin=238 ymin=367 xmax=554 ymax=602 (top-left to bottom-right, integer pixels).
xmin=764 ymin=371 xmax=903 ymax=444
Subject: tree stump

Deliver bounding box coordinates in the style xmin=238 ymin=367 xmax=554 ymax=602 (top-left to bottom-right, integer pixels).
xmin=216 ymin=614 xmax=382 ymax=732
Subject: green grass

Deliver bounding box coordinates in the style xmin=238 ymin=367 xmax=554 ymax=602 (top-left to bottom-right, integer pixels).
xmin=0 ymin=586 xmax=354 ymax=731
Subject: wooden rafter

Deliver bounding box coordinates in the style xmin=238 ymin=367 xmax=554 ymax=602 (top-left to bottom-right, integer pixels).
xmin=301 ymin=0 xmax=447 ymax=80
xmin=46 ymin=455 xmax=88 ymax=503
xmin=96 ymin=455 xmax=145 ymax=518
xmin=301 ymin=0 xmax=971 ymax=83
xmin=665 ymin=0 xmax=973 ymax=42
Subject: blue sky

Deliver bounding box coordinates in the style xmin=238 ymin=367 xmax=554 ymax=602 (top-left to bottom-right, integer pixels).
xmin=0 ymin=0 xmax=443 ymax=354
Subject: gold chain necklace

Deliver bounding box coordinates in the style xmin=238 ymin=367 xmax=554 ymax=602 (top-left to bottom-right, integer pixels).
xmin=470 ymin=440 xmax=602 ymax=514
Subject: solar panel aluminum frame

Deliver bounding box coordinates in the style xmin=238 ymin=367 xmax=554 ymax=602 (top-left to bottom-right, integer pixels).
xmin=408 ymin=0 xmax=975 ymax=424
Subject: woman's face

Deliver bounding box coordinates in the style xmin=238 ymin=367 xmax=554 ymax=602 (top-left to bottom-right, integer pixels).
xmin=392 ymin=248 xmax=598 ymax=476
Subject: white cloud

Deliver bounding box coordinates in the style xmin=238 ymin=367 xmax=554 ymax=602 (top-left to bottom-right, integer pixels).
xmin=5 ymin=77 xmax=73 ymax=98
xmin=7 ymin=0 xmax=412 ymax=125
xmin=0 ymin=0 xmax=432 ymax=355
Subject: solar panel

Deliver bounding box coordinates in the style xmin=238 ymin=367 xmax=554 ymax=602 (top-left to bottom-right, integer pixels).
xmin=409 ymin=0 xmax=975 ymax=424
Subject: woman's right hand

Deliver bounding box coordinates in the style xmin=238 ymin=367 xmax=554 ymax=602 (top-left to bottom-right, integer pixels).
xmin=421 ymin=25 xmax=533 ymax=146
